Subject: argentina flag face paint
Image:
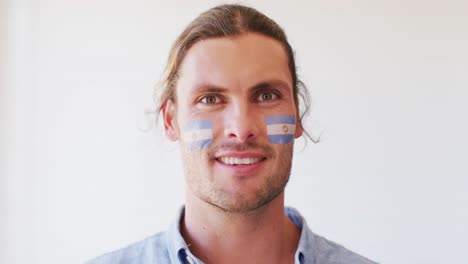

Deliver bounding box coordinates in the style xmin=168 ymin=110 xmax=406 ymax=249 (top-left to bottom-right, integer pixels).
xmin=183 ymin=120 xmax=213 ymax=152
xmin=265 ymin=115 xmax=296 ymax=144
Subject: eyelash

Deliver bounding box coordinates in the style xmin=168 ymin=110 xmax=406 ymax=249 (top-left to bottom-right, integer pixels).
xmin=200 ymin=95 xmax=222 ymax=104
xmin=256 ymin=91 xmax=280 ymax=102
xmin=198 ymin=90 xmax=281 ymax=105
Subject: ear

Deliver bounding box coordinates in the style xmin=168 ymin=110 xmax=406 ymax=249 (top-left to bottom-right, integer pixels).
xmin=293 ymin=95 xmax=303 ymax=138
xmin=161 ymin=100 xmax=179 ymax=141
xmin=295 ymin=115 xmax=303 ymax=138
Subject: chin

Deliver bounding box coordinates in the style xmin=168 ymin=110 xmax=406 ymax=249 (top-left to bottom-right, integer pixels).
xmin=202 ymin=183 xmax=286 ymax=213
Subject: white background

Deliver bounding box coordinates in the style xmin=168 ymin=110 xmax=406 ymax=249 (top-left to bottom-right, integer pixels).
xmin=1 ymin=0 xmax=467 ymax=263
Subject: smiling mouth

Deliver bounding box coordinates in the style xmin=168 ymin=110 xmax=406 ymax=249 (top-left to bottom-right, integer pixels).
xmin=216 ymin=157 xmax=266 ymax=165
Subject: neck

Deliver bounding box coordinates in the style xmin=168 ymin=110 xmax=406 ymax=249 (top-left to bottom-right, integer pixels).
xmin=181 ymin=190 xmax=300 ymax=264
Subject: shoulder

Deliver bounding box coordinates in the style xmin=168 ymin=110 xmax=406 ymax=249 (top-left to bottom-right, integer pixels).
xmin=85 ymin=232 xmax=170 ymax=264
xmin=309 ymin=232 xmax=377 ymax=264
xmin=285 ymin=207 xmax=377 ymax=264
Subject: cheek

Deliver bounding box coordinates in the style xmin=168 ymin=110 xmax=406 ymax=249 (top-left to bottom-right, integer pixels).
xmin=265 ymin=115 xmax=296 ymax=144
xmin=181 ymin=119 xmax=213 ymax=152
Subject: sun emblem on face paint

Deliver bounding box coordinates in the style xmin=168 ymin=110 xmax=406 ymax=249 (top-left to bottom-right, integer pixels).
xmin=282 ymin=125 xmax=289 ymax=133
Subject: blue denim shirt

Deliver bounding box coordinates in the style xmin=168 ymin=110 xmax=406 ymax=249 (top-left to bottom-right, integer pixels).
xmin=87 ymin=207 xmax=376 ymax=264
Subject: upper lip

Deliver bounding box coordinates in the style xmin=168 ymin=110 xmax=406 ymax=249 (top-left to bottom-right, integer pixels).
xmin=214 ymin=151 xmax=267 ymax=159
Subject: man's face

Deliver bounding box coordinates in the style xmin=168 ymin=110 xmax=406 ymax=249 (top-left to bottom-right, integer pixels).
xmin=163 ymin=33 xmax=302 ymax=213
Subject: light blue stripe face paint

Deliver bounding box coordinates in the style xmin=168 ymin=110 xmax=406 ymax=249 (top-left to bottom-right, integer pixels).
xmin=265 ymin=115 xmax=296 ymax=125
xmin=265 ymin=115 xmax=296 ymax=144
xmin=187 ymin=139 xmax=212 ymax=152
xmin=184 ymin=120 xmax=213 ymax=130
xmin=182 ymin=120 xmax=213 ymax=152
xmin=268 ymin=134 xmax=295 ymax=144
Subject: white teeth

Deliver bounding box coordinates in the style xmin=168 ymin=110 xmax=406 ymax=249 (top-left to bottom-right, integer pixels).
xmin=218 ymin=157 xmax=263 ymax=165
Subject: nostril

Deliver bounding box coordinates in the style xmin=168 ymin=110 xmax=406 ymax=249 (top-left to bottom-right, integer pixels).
xmin=246 ymin=132 xmax=256 ymax=139
xmin=225 ymin=130 xmax=257 ymax=142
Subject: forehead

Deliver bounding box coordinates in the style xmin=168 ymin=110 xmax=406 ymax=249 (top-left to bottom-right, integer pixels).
xmin=177 ymin=33 xmax=292 ymax=92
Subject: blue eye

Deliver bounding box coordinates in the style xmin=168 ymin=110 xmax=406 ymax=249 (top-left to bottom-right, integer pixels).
xmin=258 ymin=92 xmax=278 ymax=102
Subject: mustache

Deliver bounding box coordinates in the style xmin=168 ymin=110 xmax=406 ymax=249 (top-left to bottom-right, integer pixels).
xmin=207 ymin=141 xmax=274 ymax=159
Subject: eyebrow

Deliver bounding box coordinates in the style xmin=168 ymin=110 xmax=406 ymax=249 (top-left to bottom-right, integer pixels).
xmin=250 ymin=81 xmax=290 ymax=94
xmin=193 ymin=79 xmax=291 ymax=94
xmin=192 ymin=84 xmax=227 ymax=93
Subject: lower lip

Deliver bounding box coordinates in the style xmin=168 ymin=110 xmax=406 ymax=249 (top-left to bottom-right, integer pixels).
xmin=214 ymin=158 xmax=267 ymax=175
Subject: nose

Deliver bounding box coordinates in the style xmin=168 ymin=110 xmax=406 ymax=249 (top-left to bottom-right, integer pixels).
xmin=223 ymin=100 xmax=259 ymax=142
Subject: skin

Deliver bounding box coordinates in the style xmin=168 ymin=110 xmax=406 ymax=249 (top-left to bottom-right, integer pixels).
xmin=162 ymin=33 xmax=303 ymax=264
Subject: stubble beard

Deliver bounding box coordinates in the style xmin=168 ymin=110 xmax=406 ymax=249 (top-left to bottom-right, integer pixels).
xmin=184 ymin=142 xmax=294 ymax=214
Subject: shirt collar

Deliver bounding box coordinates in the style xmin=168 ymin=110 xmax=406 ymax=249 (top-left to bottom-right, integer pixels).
xmin=285 ymin=207 xmax=316 ymax=264
xmin=166 ymin=206 xmax=314 ymax=264
xmin=166 ymin=206 xmax=203 ymax=264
